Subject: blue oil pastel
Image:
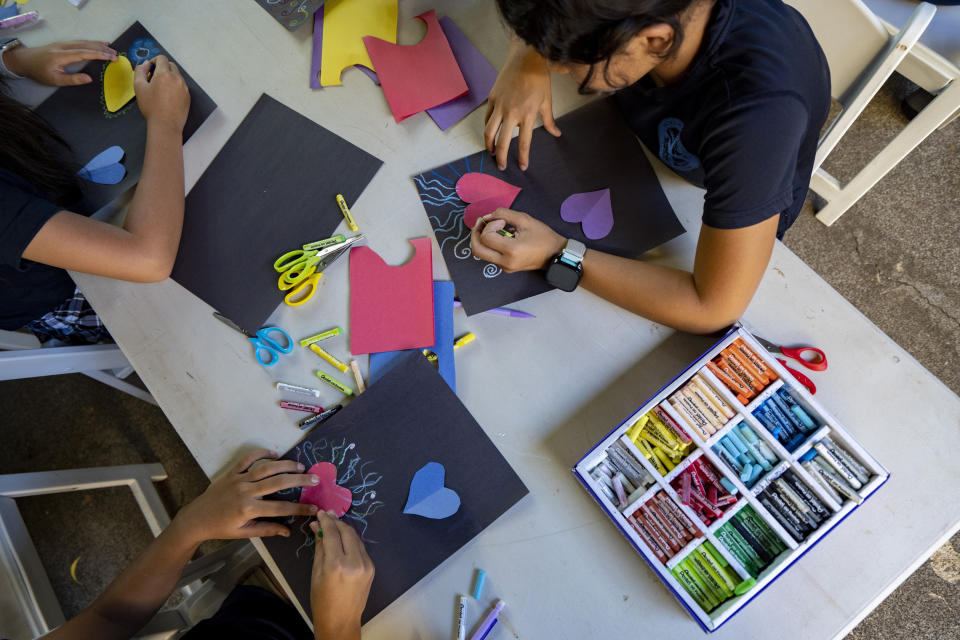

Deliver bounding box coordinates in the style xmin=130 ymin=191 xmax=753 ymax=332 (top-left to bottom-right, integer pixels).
xmin=403 ymin=461 xmax=461 ymax=519
xmin=77 ymin=146 xmax=126 ymax=184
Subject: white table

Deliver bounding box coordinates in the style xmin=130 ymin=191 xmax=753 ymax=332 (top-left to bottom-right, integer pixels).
xmin=19 ymin=1 xmax=960 ymax=638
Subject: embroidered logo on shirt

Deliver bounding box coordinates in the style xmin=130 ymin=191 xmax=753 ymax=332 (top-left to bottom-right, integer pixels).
xmin=658 ymin=117 xmax=701 ymax=172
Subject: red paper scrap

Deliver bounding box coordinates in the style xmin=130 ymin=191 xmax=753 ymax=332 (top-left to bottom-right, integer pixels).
xmin=349 ymin=238 xmax=435 ymax=354
xmin=362 ymin=10 xmax=468 ymax=123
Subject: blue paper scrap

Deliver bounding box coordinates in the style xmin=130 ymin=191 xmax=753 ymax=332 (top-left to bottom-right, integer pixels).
xmin=403 ymin=461 xmax=461 ymax=519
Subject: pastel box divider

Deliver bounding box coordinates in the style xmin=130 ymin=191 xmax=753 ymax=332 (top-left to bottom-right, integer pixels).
xmin=573 ymin=325 xmax=889 ymax=632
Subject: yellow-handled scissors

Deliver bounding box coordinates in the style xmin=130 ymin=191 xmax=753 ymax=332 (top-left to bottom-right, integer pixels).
xmin=274 ymin=234 xmax=365 ymax=306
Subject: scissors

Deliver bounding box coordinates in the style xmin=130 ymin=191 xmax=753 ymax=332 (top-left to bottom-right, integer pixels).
xmin=273 ymin=234 xmax=365 ymax=306
xmin=752 ymin=335 xmax=828 ymax=395
xmin=213 ymin=312 xmax=293 ymax=367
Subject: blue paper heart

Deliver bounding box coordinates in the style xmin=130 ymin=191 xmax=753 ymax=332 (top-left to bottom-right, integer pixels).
xmin=77 ymin=146 xmax=126 ymax=185
xmin=128 ymin=38 xmax=161 ymax=66
xmin=403 ymin=462 xmax=460 ymax=519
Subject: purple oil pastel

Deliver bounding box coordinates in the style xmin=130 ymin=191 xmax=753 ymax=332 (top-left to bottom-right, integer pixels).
xmin=426 ymin=16 xmax=498 ymax=131
xmin=560 ymin=188 xmax=615 ymax=240
xmin=310 ymin=9 xmax=379 ymax=89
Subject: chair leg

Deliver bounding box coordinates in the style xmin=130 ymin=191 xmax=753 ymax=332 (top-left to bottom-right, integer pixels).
xmin=815 ymin=79 xmax=960 ymax=226
xmin=82 ymin=369 xmax=158 ymax=406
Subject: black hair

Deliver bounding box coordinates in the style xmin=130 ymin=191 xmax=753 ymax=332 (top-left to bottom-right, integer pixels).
xmin=496 ymin=0 xmax=703 ymax=91
xmin=0 ymin=77 xmax=81 ymax=205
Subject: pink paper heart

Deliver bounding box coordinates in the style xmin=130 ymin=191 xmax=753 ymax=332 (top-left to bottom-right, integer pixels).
xmin=298 ymin=462 xmax=353 ymax=518
xmin=560 ymin=189 xmax=614 ymax=240
xmin=456 ymin=173 xmax=521 ymax=228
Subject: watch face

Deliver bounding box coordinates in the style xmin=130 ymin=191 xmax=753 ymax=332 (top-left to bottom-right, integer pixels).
xmin=546 ymin=260 xmax=582 ymax=292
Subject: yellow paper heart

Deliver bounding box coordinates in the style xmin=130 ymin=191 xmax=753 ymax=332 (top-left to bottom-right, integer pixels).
xmin=103 ymin=56 xmax=135 ymax=113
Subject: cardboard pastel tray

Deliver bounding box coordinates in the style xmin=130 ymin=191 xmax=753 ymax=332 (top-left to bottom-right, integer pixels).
xmin=573 ymin=326 xmax=889 ymax=632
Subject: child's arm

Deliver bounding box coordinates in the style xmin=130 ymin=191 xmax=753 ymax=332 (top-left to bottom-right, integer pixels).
xmin=471 ymin=208 xmax=779 ymax=334
xmin=42 ymin=449 xmax=320 ymax=640
xmin=21 ymin=56 xmax=191 ymax=283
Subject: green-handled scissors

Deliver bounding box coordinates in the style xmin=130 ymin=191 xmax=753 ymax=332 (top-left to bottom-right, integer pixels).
xmin=274 ymin=234 xmax=365 ymax=306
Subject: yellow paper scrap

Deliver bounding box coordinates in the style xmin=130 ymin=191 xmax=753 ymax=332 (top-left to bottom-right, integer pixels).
xmin=320 ymin=0 xmax=397 ymax=87
xmin=69 ymin=555 xmax=82 ymax=584
xmin=103 ymin=55 xmax=135 ymax=113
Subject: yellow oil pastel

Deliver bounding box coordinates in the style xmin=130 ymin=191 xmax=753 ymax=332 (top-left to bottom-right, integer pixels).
xmin=69 ymin=555 xmax=81 ymax=584
xmin=103 ymin=55 xmax=136 ymax=113
xmin=320 ymin=0 xmax=397 ymax=87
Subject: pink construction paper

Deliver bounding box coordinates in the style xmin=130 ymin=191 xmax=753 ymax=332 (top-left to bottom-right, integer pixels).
xmin=426 ymin=16 xmax=499 ymax=131
xmin=456 ymin=172 xmax=522 ymax=228
xmin=299 ymin=462 xmax=353 ymax=518
xmin=311 ymin=9 xmax=379 ymax=89
xmin=349 ymin=238 xmax=435 ymax=354
xmin=363 ymin=10 xmax=468 ymax=123
xmin=560 ymin=188 xmax=614 ymax=239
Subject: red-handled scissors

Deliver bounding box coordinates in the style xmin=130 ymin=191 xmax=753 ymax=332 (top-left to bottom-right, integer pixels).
xmin=753 ymin=335 xmax=827 ymax=395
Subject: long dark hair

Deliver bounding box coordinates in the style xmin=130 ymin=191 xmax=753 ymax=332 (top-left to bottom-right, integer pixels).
xmin=496 ymin=0 xmax=702 ymax=90
xmin=0 ymin=77 xmax=81 ymax=204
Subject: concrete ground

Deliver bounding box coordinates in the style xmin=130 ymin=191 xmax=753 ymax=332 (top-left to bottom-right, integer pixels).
xmin=0 ymin=74 xmax=957 ymax=637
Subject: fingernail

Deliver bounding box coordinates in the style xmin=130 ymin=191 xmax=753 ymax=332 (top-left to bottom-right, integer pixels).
xmin=498 ymin=164 xmax=505 ymax=170
xmin=310 ymin=475 xmax=319 ymax=484
xmin=309 ymin=504 xmax=319 ymax=512
xmin=520 ymin=164 xmax=528 ymax=171
xmin=297 ymin=463 xmax=305 ymax=471
xmin=269 ymin=450 xmax=278 ymax=457
xmin=326 ymin=510 xmax=337 ymax=517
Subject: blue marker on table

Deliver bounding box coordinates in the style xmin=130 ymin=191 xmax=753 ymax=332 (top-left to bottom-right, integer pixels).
xmin=472 ymin=569 xmax=487 ymax=599
xmin=469 ymin=599 xmax=505 ymax=640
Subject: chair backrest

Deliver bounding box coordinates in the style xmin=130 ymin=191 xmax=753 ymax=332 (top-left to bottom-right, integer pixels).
xmin=785 ymin=0 xmax=892 ymax=100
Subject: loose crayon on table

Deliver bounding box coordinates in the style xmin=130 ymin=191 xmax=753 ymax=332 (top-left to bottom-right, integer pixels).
xmin=336 ymin=194 xmax=358 ymax=232
xmin=280 ymin=400 xmax=323 ymax=414
xmin=275 ymin=381 xmax=322 ymax=398
xmin=299 ymin=327 xmax=342 ymax=347
xmin=309 ymin=343 xmax=349 ymax=373
xmin=298 ymin=404 xmax=343 ymax=430
xmin=455 ymin=594 xmax=467 ymax=640
xmin=349 ymin=359 xmax=365 ymax=394
xmin=314 ymin=370 xmax=353 ymax=396
xmin=471 ymin=569 xmax=486 ymax=600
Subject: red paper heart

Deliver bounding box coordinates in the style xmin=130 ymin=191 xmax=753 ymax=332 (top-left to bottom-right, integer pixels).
xmin=298 ymin=462 xmax=353 ymax=518
xmin=456 ymin=173 xmax=521 ymax=228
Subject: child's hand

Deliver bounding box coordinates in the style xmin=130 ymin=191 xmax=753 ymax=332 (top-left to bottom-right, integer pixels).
xmin=2 ymin=40 xmax=116 ymax=86
xmin=484 ymin=39 xmax=561 ymax=171
xmin=171 ymin=448 xmax=320 ymax=546
xmin=471 ymin=208 xmax=567 ymax=273
xmin=134 ymin=55 xmax=190 ymax=133
xmin=309 ymin=512 xmax=374 ymax=640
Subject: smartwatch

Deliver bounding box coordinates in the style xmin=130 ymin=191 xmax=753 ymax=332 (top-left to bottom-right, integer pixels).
xmin=545 ymin=239 xmax=586 ymax=292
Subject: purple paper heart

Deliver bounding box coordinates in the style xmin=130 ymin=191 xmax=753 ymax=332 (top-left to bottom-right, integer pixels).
xmin=560 ymin=189 xmax=614 ymax=240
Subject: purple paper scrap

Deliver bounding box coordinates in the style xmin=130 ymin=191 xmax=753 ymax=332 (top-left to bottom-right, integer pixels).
xmin=426 ymin=16 xmax=499 ymax=131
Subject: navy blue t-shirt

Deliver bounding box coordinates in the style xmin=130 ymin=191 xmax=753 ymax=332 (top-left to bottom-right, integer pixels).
xmin=0 ymin=169 xmax=74 ymax=329
xmin=615 ymin=0 xmax=831 ymax=237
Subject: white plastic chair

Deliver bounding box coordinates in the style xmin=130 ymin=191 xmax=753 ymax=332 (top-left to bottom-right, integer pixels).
xmin=0 ymin=464 xmax=260 ymax=640
xmin=786 ymin=0 xmax=960 ymax=226
xmin=0 ymin=329 xmax=157 ymax=406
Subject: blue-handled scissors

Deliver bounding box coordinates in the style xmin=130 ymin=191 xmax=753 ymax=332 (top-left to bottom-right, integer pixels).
xmin=273 ymin=234 xmax=365 ymax=306
xmin=213 ymin=312 xmax=293 ymax=367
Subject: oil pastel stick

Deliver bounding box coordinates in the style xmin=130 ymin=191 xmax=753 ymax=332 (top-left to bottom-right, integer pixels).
xmin=653 ymin=496 xmax=692 ymax=542
xmin=692 ymin=374 xmax=736 ymax=419
xmin=683 ymin=385 xmax=724 ymax=430
xmin=776 ymin=390 xmax=816 ymax=429
xmin=763 ymin=401 xmax=798 ymax=438
xmin=733 ymin=339 xmax=778 ymax=380
xmin=724 ymin=344 xmax=771 ymax=386
xmin=799 ymin=457 xmax=844 ymax=504
xmin=629 ymin=516 xmax=669 ymax=562
xmin=757 ymin=496 xmax=804 ymax=543
xmin=813 ymin=442 xmax=863 ymax=489
xmin=714 ymin=527 xmax=761 ymax=577
xmin=280 ymin=400 xmax=323 ymax=414
xmin=314 ymin=370 xmax=354 ymax=396
xmin=763 ymin=490 xmax=810 ymax=535
xmin=298 ymin=404 xmax=342 ymax=430
xmin=652 ymin=446 xmax=677 ymax=473
xmin=641 ymin=506 xmax=682 ymax=553
xmin=686 ymin=555 xmax=730 ymax=602
xmin=639 ymin=425 xmax=678 ymax=454
xmin=653 ymin=405 xmax=692 ymax=444
xmin=713 ymin=444 xmax=744 ymax=473
xmin=813 ymin=457 xmax=863 ymax=503
xmin=781 ymin=470 xmax=830 ymax=519
xmin=669 ymin=397 xmax=712 ymax=439
xmin=707 ymin=361 xmax=755 ymax=402
xmin=770 ymin=392 xmax=808 ymax=434
xmin=647 ymin=500 xmax=690 ymax=543
xmin=821 ymin=437 xmax=870 ymax=484
xmin=309 ymin=344 xmax=350 ymax=373
xmin=671 ymin=563 xmax=714 ymax=610
xmin=637 ymin=511 xmax=676 ymax=556
xmin=657 ymin=492 xmax=702 ymax=538
xmin=736 ymin=509 xmax=785 ymax=556
xmin=721 ymin=352 xmax=765 ymax=392
xmin=678 ymin=392 xmax=717 ymax=434
xmin=703 ymin=541 xmax=729 ymax=567
xmin=299 ymin=327 xmax=342 ymax=347
xmin=275 ymin=381 xmax=322 ymax=399
xmin=727 ymin=517 xmax=774 ymax=564
xmin=695 ymin=544 xmax=737 ymax=593
xmin=636 ymin=438 xmax=669 ymax=476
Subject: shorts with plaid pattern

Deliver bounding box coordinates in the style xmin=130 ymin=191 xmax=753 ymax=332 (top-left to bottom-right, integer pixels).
xmin=24 ymin=287 xmax=111 ymax=345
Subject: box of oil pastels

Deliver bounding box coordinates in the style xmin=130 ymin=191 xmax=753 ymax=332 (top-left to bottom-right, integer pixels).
xmin=573 ymin=325 xmax=888 ymax=632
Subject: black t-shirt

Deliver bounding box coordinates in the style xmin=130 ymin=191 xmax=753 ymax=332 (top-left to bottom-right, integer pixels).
xmin=615 ymin=0 xmax=831 ymax=237
xmin=0 ymin=169 xmax=75 ymax=329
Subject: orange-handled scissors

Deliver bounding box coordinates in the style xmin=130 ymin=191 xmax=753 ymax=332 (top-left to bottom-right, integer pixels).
xmin=753 ymin=335 xmax=827 ymax=395
xmin=273 ymin=234 xmax=364 ymax=306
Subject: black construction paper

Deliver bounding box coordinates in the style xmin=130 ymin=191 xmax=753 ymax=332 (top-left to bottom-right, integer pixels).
xmin=262 ymin=352 xmax=528 ymax=623
xmin=170 ymin=93 xmax=383 ymax=333
xmin=413 ymin=96 xmax=685 ymax=315
xmin=34 ymin=22 xmax=216 ymax=215
xmin=253 ymin=0 xmax=324 ymax=31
